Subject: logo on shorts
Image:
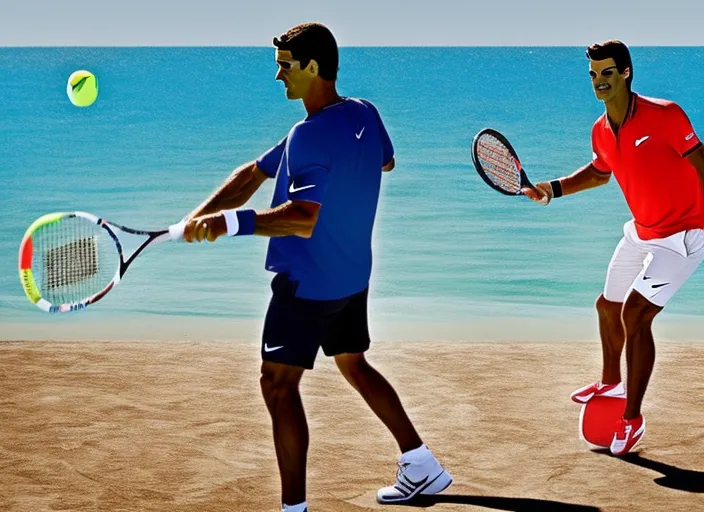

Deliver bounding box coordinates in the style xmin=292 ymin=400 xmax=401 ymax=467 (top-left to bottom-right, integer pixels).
xmin=651 ymin=282 xmax=669 ymax=289
xmin=643 ymin=276 xmax=669 ymax=289
xmin=685 ymin=132 xmax=695 ymax=141
xmin=264 ymin=343 xmax=284 ymax=352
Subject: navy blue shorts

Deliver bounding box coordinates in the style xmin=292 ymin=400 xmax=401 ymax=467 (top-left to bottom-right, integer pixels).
xmin=261 ymin=273 xmax=371 ymax=369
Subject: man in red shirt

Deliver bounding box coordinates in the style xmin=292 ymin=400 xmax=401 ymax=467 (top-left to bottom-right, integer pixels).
xmin=524 ymin=40 xmax=704 ymax=455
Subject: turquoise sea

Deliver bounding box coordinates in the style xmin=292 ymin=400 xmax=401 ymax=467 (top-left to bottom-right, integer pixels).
xmin=1 ymin=47 xmax=703 ymax=340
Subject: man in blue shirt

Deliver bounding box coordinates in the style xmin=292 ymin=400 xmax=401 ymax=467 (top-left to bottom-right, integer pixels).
xmin=183 ymin=23 xmax=451 ymax=512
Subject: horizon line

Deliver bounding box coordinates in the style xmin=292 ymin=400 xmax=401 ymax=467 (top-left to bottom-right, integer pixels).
xmin=3 ymin=44 xmax=704 ymax=49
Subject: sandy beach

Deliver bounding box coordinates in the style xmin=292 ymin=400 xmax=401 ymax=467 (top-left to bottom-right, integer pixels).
xmin=1 ymin=339 xmax=703 ymax=512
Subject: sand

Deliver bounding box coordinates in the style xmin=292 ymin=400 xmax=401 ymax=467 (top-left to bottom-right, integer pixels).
xmin=1 ymin=339 xmax=703 ymax=511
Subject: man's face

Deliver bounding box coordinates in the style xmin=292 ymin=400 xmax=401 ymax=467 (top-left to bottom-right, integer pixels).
xmin=275 ymin=49 xmax=315 ymax=100
xmin=589 ymin=57 xmax=630 ymax=103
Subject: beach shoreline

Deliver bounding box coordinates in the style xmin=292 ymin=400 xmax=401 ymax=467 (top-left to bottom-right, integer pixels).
xmin=4 ymin=310 xmax=704 ymax=343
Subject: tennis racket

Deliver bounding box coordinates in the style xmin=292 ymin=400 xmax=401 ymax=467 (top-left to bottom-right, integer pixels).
xmin=18 ymin=211 xmax=185 ymax=313
xmin=471 ymin=128 xmax=547 ymax=204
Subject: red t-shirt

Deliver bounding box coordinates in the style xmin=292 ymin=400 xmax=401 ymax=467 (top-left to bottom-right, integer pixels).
xmin=591 ymin=94 xmax=703 ymax=240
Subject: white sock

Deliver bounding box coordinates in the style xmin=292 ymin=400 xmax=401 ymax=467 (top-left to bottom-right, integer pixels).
xmin=401 ymin=443 xmax=430 ymax=461
xmin=598 ymin=381 xmax=621 ymax=389
xmin=282 ymin=501 xmax=308 ymax=512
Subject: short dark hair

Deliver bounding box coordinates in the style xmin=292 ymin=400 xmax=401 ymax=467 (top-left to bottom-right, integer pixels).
xmin=586 ymin=40 xmax=633 ymax=91
xmin=273 ymin=23 xmax=339 ymax=81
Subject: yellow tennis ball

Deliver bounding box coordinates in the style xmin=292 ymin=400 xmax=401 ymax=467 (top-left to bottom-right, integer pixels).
xmin=67 ymin=70 xmax=98 ymax=107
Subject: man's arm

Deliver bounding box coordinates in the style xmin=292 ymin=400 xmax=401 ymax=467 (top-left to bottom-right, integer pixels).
xmin=183 ymin=199 xmax=320 ymax=242
xmin=186 ymin=161 xmax=270 ymax=220
xmin=523 ymin=162 xmax=611 ymax=204
xmin=185 ymin=122 xmax=329 ymax=243
xmin=382 ymin=157 xmax=395 ymax=172
xmin=253 ymin=200 xmax=320 ymax=238
xmin=360 ymin=99 xmax=394 ymax=173
xmin=687 ymin=144 xmax=704 ymax=186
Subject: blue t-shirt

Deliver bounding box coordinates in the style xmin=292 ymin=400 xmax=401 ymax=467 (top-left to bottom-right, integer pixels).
xmin=256 ymin=97 xmax=394 ymax=300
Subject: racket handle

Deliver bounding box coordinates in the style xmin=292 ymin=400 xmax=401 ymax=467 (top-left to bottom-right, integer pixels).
xmin=533 ymin=184 xmax=550 ymax=206
xmin=523 ymin=180 xmax=550 ymax=206
xmin=168 ymin=221 xmax=186 ymax=241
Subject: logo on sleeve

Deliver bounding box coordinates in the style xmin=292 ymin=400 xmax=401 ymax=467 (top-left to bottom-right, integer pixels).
xmin=289 ymin=183 xmax=316 ymax=194
xmin=685 ymin=132 xmax=695 ymax=141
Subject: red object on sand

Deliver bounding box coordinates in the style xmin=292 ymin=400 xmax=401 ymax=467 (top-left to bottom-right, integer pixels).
xmin=579 ymin=396 xmax=626 ymax=449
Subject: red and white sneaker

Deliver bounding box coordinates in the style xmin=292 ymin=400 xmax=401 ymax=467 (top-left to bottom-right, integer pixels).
xmin=571 ymin=381 xmax=625 ymax=404
xmin=610 ymin=415 xmax=645 ymax=455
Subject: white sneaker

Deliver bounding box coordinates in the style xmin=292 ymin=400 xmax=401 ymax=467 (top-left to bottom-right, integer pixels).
xmin=376 ymin=445 xmax=453 ymax=503
xmin=281 ymin=505 xmax=307 ymax=512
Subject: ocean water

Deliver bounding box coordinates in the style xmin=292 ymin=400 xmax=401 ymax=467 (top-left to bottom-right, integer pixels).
xmin=2 ymin=47 xmax=704 ymax=339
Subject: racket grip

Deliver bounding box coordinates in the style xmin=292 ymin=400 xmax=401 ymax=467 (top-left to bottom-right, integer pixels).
xmin=535 ymin=188 xmax=549 ymax=205
xmin=168 ymin=221 xmax=186 ymax=241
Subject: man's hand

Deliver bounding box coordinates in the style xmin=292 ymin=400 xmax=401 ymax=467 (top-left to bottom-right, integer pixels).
xmin=183 ymin=213 xmax=228 ymax=243
xmin=521 ymin=182 xmax=552 ymax=205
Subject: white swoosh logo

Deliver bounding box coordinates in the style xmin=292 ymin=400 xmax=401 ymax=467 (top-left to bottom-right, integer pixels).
xmin=355 ymin=126 xmax=365 ymax=139
xmin=635 ymin=135 xmax=650 ymax=147
xmin=289 ymin=183 xmax=316 ymax=194
xmin=264 ymin=343 xmax=284 ymax=353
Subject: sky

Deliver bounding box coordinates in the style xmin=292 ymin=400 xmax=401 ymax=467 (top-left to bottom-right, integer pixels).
xmin=2 ymin=0 xmax=703 ymax=46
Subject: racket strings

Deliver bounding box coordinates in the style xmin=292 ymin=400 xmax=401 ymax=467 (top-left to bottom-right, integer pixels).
xmin=476 ymin=134 xmax=522 ymax=194
xmin=44 ymin=237 xmax=98 ymax=289
xmin=31 ymin=217 xmax=117 ymax=305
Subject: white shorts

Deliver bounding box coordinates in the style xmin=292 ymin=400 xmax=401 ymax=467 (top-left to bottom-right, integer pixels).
xmin=603 ymin=220 xmax=704 ymax=306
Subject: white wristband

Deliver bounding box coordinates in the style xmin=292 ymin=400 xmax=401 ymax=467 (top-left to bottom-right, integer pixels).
xmin=222 ymin=209 xmax=240 ymax=236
